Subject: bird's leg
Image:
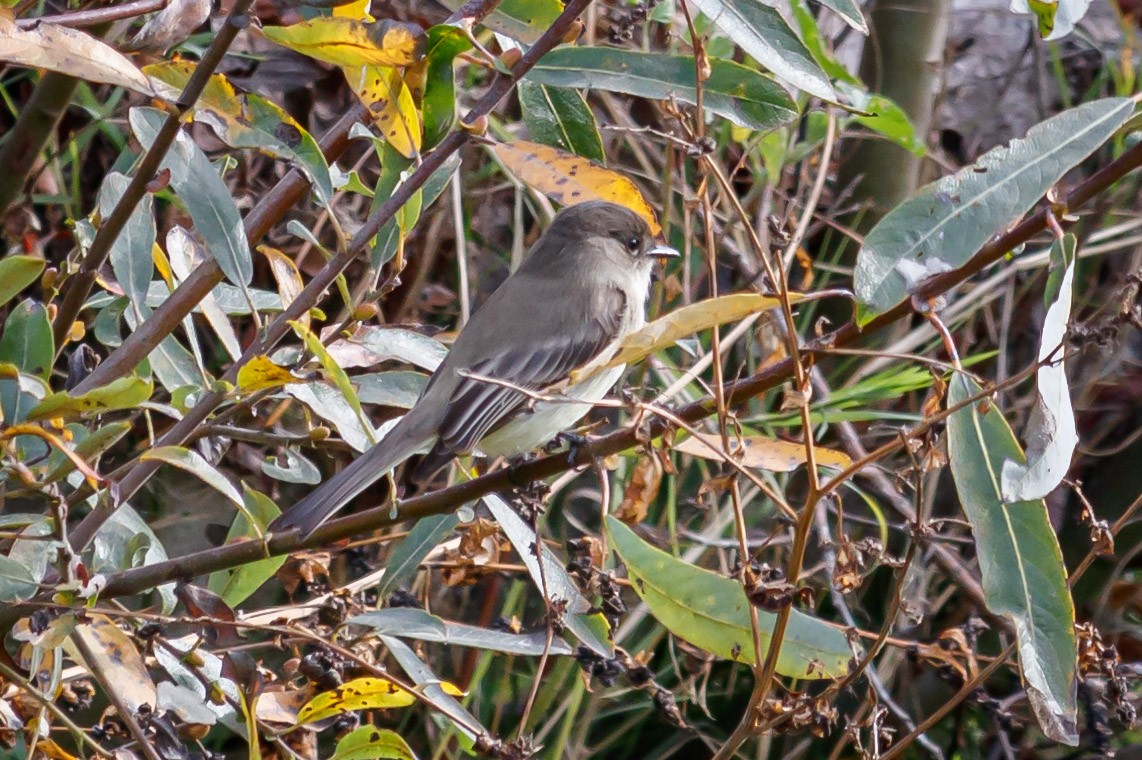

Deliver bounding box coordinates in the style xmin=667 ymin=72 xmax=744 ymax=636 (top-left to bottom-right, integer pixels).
xmin=545 ymin=431 xmax=594 ymax=466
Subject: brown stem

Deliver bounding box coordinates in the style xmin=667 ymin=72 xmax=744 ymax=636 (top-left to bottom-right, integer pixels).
xmin=16 ymin=0 xmax=167 ymax=29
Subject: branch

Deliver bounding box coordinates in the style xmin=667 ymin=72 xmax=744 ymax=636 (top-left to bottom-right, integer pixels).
xmin=66 ymin=0 xmax=597 ymax=550
xmin=50 ymin=0 xmax=256 ymax=351
xmin=93 ymin=134 xmax=1142 ymax=600
xmin=16 ymin=0 xmax=167 ymax=29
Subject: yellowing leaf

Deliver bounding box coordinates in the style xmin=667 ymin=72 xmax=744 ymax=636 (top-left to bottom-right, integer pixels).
xmin=26 ymin=377 xmax=153 ymax=421
xmin=237 ymin=355 xmax=298 ymax=392
xmin=673 ymin=432 xmax=851 ymax=472
xmin=290 ymin=321 xmax=375 ymax=445
xmin=259 ymin=246 xmax=307 ymax=327
xmin=261 ymin=18 xmax=426 ymax=68
xmin=344 ymin=64 xmax=422 ymax=158
xmin=0 ymin=15 xmax=155 ymax=95
xmin=296 ymin=677 xmax=461 ymax=724
xmin=572 ymin=293 xmax=803 ymax=383
xmin=490 ymin=140 xmax=660 ymax=235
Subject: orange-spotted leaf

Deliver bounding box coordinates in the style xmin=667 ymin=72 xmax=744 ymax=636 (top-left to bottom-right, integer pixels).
xmin=296 ymin=676 xmax=461 ymax=724
xmin=261 ymin=18 xmax=426 ymax=68
xmin=674 ymin=432 xmax=851 ymax=472
xmin=490 ymin=140 xmax=660 ymax=234
xmin=344 ymin=64 xmax=422 ymax=157
xmin=331 ymin=726 xmax=415 ymax=760
xmin=237 ymin=356 xmax=298 ymax=392
xmin=572 ymin=293 xmax=803 ymax=383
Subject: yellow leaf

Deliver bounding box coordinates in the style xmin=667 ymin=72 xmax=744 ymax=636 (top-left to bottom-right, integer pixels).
xmin=344 ymin=64 xmax=422 ymax=158
xmin=296 ymin=676 xmax=460 ymax=724
xmin=674 ymin=432 xmax=851 ymax=472
xmin=572 ymin=293 xmax=803 ymax=383
xmin=490 ymin=140 xmax=660 ymax=235
xmin=237 ymin=356 xmax=298 ymax=392
xmin=27 ymin=377 xmax=154 ymax=421
xmin=261 ymin=17 xmax=426 ymax=68
xmin=258 ymin=246 xmax=307 ymax=327
xmin=332 ymin=0 xmax=374 ymax=21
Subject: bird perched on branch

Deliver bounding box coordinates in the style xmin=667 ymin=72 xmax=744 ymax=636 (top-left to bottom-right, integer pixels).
xmin=270 ymin=200 xmax=679 ymax=538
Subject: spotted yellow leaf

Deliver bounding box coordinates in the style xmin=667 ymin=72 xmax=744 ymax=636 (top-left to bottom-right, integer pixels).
xmin=490 ymin=140 xmax=660 ymax=235
xmin=344 ymin=64 xmax=422 ymax=157
xmin=261 ymin=17 xmax=426 ymax=68
xmin=296 ymin=676 xmax=461 ymax=724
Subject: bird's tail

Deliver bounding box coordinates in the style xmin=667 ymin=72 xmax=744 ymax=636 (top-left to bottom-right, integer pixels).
xmin=269 ymin=417 xmax=430 ymax=539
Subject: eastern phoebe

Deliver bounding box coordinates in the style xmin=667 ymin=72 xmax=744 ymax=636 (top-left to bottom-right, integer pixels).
xmin=270 ymin=201 xmax=679 ymax=537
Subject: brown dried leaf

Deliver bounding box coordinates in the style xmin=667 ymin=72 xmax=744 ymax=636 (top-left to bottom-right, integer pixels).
xmin=674 ymin=431 xmax=851 ymax=472
xmin=615 ymin=454 xmax=662 ymax=524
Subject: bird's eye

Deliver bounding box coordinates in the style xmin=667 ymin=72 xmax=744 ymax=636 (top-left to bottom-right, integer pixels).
xmin=626 ymin=236 xmax=640 ymax=252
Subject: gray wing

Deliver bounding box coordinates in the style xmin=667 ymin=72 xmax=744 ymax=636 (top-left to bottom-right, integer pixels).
xmin=416 ymin=285 xmax=626 ymax=474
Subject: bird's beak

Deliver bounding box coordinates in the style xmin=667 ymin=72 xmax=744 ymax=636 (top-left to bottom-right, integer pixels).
xmin=648 ymin=245 xmax=680 ymax=260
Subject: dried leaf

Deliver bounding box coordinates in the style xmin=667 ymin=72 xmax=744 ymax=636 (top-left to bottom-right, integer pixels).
xmin=69 ymin=615 xmax=157 ymax=714
xmin=615 ymin=454 xmax=662 ymax=524
xmin=674 ymin=432 xmax=850 ymax=472
xmin=0 ymin=15 xmax=154 ymax=94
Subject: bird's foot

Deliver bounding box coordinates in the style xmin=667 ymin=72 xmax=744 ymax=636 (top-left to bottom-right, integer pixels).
xmin=545 ymin=431 xmax=593 ymax=466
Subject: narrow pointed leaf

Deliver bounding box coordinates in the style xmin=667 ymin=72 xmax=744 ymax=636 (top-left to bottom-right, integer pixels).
xmin=518 ymin=81 xmax=605 ymax=163
xmin=947 ymin=373 xmax=1077 ymax=744
xmin=0 ymin=256 xmax=45 ymax=309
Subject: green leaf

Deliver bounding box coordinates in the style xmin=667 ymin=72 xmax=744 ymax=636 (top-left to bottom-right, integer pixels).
xmin=130 ymin=107 xmax=253 ymax=288
xmin=375 ymin=512 xmax=457 ymax=599
xmin=485 ymin=494 xmax=614 ymax=656
xmin=350 ymin=608 xmax=574 ymax=656
xmin=419 ymin=25 xmax=472 ymax=149
xmin=141 ymin=445 xmax=244 ymax=507
xmin=286 ymin=382 xmax=379 ymax=452
xmin=369 ymin=151 xmax=460 ymax=267
xmin=261 ymin=448 xmax=321 ymax=484
xmin=332 ymin=327 xmax=446 ymax=372
xmin=354 ymin=370 xmax=428 ymax=409
xmin=0 ymin=256 xmax=45 ymax=309
xmin=946 ymin=373 xmax=1077 ymax=744
xmin=518 ymin=81 xmax=605 ymax=163
xmin=0 ymin=301 xmax=53 ymax=457
xmin=90 ymin=504 xmax=176 ymax=612
xmin=0 ymin=555 xmax=39 ymax=602
xmin=0 ymin=299 xmax=53 ymax=381
xmin=526 ymin=48 xmax=797 ymax=132
xmin=382 ymin=636 xmax=484 ymax=742
xmin=43 ymin=421 xmax=132 ymax=483
xmin=207 ymin=486 xmax=286 ymax=607
xmin=836 ymin=81 xmax=923 ymax=156
xmin=292 ymin=320 xmax=375 ymax=446
xmin=853 ymin=97 xmax=1133 ymax=323
xmin=331 ymin=726 xmax=415 ymax=760
xmin=689 ymin=0 xmax=834 ymax=102
xmin=97 ymin=171 xmax=156 ymax=309
xmin=28 ymin=377 xmax=153 ymax=421
xmin=607 ymin=516 xmax=852 ymax=679
xmin=438 ymin=0 xmax=563 ymax=43
xmin=1001 ymin=235 xmax=1078 ymax=502
xmin=815 ymin=0 xmax=867 ymax=33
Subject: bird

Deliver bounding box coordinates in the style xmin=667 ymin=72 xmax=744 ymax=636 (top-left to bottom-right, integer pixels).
xmin=270 ymin=200 xmax=679 ymax=538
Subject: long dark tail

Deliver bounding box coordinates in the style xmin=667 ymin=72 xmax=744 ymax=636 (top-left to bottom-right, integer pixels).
xmin=269 ymin=417 xmax=430 ymax=538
